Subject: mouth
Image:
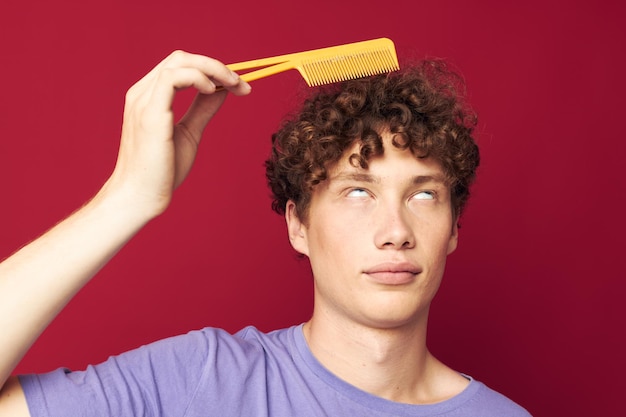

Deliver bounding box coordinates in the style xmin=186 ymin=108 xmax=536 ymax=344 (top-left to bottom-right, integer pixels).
xmin=363 ymin=262 xmax=422 ymax=285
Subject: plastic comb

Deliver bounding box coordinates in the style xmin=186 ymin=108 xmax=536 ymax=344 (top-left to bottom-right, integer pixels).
xmin=225 ymin=38 xmax=399 ymax=87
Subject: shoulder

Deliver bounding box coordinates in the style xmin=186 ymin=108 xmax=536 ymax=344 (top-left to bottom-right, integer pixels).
xmin=18 ymin=326 xmax=300 ymax=417
xmin=234 ymin=325 xmax=296 ymax=345
xmin=132 ymin=324 xmax=295 ymax=353
xmin=466 ymin=379 xmax=532 ymax=416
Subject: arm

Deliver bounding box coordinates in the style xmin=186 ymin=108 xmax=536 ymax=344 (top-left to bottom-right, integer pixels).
xmin=0 ymin=50 xmax=251 ymax=415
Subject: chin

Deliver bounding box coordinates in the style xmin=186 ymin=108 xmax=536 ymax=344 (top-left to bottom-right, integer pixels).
xmin=358 ymin=300 xmax=431 ymax=331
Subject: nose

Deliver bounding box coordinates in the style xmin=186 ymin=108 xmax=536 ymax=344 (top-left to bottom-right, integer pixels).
xmin=373 ymin=202 xmax=416 ymax=249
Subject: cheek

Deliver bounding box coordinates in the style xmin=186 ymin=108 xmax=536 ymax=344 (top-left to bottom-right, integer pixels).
xmin=306 ymin=219 xmax=364 ymax=269
xmin=308 ymin=227 xmax=352 ymax=260
xmin=419 ymin=218 xmax=456 ymax=258
xmin=309 ymin=204 xmax=367 ymax=244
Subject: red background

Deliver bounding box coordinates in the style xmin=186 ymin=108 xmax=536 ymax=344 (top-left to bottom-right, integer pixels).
xmin=1 ymin=1 xmax=624 ymax=415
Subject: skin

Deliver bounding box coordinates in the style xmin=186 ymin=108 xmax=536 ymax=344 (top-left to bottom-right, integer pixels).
xmin=286 ymin=136 xmax=470 ymax=404
xmin=0 ymin=50 xmax=251 ymax=416
xmin=0 ymin=53 xmax=468 ymax=414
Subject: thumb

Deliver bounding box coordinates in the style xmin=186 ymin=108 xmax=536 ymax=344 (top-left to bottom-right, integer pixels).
xmin=178 ymin=91 xmax=228 ymax=141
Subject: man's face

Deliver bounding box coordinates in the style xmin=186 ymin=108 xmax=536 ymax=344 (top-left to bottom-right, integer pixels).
xmin=287 ymin=133 xmax=458 ymax=330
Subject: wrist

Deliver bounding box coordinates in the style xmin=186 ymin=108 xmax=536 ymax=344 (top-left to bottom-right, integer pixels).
xmin=92 ymin=178 xmax=169 ymax=228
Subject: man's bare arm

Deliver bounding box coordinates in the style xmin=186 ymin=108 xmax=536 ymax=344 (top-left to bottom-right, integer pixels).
xmin=0 ymin=377 xmax=28 ymax=416
xmin=0 ymin=51 xmax=251 ymax=416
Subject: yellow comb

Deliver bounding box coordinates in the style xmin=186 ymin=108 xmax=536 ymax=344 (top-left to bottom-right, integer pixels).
xmin=225 ymin=38 xmax=399 ymax=87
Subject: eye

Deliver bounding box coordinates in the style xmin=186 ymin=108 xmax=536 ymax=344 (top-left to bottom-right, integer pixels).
xmin=346 ymin=188 xmax=369 ymax=198
xmin=413 ymin=191 xmax=435 ymax=200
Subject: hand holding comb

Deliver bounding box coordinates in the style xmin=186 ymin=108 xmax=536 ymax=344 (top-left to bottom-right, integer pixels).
xmin=223 ymin=38 xmax=399 ymax=88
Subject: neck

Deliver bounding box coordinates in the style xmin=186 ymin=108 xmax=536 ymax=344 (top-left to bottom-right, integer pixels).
xmin=303 ymin=308 xmax=468 ymax=404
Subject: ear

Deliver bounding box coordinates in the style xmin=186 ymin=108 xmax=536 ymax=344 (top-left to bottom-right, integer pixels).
xmin=285 ymin=200 xmax=310 ymax=256
xmin=447 ymin=219 xmax=459 ymax=255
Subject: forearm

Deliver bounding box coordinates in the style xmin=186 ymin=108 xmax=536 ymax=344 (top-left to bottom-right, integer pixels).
xmin=0 ymin=185 xmax=153 ymax=387
xmin=0 ymin=50 xmax=250 ymax=404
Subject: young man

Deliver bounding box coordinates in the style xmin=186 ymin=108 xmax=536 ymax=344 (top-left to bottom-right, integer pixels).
xmin=0 ymin=51 xmax=531 ymax=416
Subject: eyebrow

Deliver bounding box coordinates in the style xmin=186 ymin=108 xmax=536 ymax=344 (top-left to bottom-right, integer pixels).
xmin=330 ymin=172 xmax=448 ymax=186
xmin=331 ymin=172 xmax=380 ymax=184
xmin=411 ymin=174 xmax=448 ymax=186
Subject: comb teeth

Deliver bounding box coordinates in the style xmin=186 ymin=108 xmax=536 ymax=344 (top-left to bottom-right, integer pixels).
xmin=299 ymin=47 xmax=400 ymax=87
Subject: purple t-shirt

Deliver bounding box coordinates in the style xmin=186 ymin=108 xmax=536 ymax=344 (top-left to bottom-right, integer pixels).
xmin=20 ymin=325 xmax=531 ymax=416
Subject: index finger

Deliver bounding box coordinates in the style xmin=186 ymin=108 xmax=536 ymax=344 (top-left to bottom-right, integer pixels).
xmin=133 ymin=50 xmax=251 ymax=98
xmin=160 ymin=51 xmax=251 ymax=94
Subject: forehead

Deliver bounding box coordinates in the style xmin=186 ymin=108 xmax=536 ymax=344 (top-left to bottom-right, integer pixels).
xmin=326 ymin=137 xmax=449 ymax=184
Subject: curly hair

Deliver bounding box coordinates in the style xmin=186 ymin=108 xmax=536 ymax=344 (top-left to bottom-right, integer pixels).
xmin=265 ymin=58 xmax=480 ymax=222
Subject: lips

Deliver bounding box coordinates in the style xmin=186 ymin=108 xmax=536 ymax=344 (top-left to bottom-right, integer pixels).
xmin=363 ymin=262 xmax=422 ymax=285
